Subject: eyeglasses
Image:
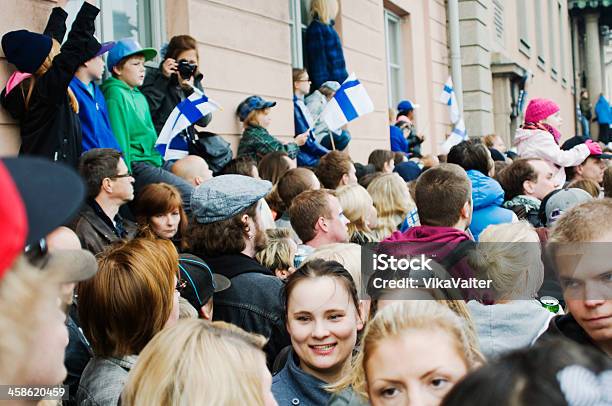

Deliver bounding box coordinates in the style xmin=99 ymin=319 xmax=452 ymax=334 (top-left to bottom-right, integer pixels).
xmin=24 ymin=238 xmax=49 ymax=268
xmin=297 ymin=79 xmax=311 ymax=83
xmin=110 ymin=171 xmax=133 ymax=179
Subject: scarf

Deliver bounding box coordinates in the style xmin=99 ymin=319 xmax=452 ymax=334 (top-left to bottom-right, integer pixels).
xmin=521 ymin=121 xmax=562 ymax=144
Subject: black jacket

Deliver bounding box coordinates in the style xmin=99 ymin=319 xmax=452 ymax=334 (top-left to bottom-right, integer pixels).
xmin=71 ymin=202 xmax=137 ymax=256
xmin=0 ymin=3 xmax=100 ymax=167
xmin=140 ymin=67 xmax=212 ymax=136
xmin=538 ymin=313 xmax=606 ymax=355
xmin=196 ymin=252 xmax=290 ymax=366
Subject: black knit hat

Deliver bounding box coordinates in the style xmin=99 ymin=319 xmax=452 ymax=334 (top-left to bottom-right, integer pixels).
xmin=2 ymin=30 xmax=53 ymax=74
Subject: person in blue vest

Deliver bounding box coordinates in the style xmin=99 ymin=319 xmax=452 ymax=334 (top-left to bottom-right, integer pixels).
xmin=447 ymin=139 xmax=517 ymax=240
xmin=69 ymin=41 xmax=122 ymax=152
xmin=293 ymin=68 xmax=329 ymax=167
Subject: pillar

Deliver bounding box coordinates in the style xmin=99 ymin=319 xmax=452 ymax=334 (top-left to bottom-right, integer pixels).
xmin=585 ymin=13 xmax=602 ymax=139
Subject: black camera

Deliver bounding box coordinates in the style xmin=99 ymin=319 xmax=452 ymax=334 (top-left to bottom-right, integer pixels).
xmin=177 ymin=60 xmax=197 ymax=80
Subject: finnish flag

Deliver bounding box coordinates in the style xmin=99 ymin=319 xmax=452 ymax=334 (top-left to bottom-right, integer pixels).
xmin=440 ymin=117 xmax=468 ymax=154
xmin=321 ymin=74 xmax=374 ymax=132
xmin=155 ymin=90 xmax=221 ymax=160
xmin=439 ymin=76 xmax=460 ymax=124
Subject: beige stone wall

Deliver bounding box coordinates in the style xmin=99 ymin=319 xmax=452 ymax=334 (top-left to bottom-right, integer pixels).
xmin=0 ymin=0 xmax=63 ymax=156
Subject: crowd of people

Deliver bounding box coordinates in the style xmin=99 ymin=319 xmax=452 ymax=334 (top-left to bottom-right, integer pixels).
xmin=0 ymin=0 xmax=611 ymax=405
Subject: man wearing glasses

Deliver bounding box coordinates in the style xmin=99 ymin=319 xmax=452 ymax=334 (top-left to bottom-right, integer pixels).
xmin=72 ymin=148 xmax=137 ymax=255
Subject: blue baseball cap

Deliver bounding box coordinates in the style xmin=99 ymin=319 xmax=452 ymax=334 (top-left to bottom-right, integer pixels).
xmin=95 ymin=41 xmax=115 ymax=57
xmin=397 ymin=100 xmax=419 ymax=112
xmin=106 ymin=38 xmax=157 ymax=71
xmin=236 ymin=96 xmax=277 ymax=122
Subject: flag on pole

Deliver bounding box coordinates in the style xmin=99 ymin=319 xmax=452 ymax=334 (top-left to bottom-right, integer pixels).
xmin=440 ymin=117 xmax=468 ymax=154
xmin=439 ymin=76 xmax=460 ymax=124
xmin=155 ymin=90 xmax=221 ymax=160
xmin=321 ymin=74 xmax=374 ymax=132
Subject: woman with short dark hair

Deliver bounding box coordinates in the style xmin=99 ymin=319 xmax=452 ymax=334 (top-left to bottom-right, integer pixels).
xmin=141 ymin=35 xmax=212 ymax=136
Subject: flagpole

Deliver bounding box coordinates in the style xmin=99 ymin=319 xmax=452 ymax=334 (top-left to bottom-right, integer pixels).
xmin=309 ymin=112 xmax=337 ymax=151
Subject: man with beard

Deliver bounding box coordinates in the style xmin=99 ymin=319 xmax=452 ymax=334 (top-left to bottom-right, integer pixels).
xmin=187 ymin=175 xmax=289 ymax=366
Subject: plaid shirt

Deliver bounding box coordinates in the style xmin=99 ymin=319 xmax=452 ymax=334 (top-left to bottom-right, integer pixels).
xmin=305 ymin=18 xmax=348 ymax=90
xmin=237 ymin=125 xmax=299 ymax=162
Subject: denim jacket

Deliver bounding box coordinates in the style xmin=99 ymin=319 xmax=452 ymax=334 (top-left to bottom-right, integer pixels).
xmin=76 ymin=355 xmax=137 ymax=406
xmin=195 ymin=252 xmax=290 ymax=366
xmin=272 ymin=348 xmax=331 ymax=406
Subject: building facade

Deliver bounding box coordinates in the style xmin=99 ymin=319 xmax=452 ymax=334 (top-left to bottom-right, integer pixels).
xmin=568 ymin=0 xmax=612 ymax=139
xmin=1 ymin=1 xmax=594 ymax=159
xmin=458 ymin=0 xmax=577 ymax=146
xmin=0 ymin=0 xmax=456 ymax=160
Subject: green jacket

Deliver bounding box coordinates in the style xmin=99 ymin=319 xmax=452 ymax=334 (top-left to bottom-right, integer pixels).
xmin=237 ymin=125 xmax=299 ymax=163
xmin=101 ymin=77 xmax=162 ymax=168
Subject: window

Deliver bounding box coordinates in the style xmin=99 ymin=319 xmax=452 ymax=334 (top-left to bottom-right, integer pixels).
xmin=289 ymin=0 xmax=311 ymax=68
xmin=548 ymin=0 xmax=557 ymax=79
xmin=64 ymin=0 xmax=165 ymax=65
xmin=517 ymin=0 xmax=530 ymax=56
xmin=492 ymin=0 xmax=504 ymax=44
xmin=535 ymin=0 xmax=545 ymax=68
xmin=384 ymin=10 xmax=403 ymax=107
xmin=558 ymin=1 xmax=567 ymax=85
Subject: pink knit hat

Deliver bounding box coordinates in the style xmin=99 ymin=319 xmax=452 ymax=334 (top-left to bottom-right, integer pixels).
xmin=524 ymin=98 xmax=560 ymax=123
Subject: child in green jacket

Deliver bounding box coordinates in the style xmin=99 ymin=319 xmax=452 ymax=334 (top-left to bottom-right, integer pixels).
xmin=236 ymin=95 xmax=307 ymax=163
xmin=102 ymin=38 xmax=196 ymax=214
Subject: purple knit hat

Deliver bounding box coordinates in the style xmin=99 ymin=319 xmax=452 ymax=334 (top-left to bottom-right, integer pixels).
xmin=524 ymin=98 xmax=560 ymax=123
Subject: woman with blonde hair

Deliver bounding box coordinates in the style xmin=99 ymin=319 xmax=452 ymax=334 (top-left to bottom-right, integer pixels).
xmin=256 ymin=228 xmax=297 ymax=280
xmin=331 ymin=301 xmax=482 ymax=406
xmin=76 ymin=238 xmax=180 ymax=405
xmin=305 ymin=0 xmax=348 ymax=90
xmin=367 ymin=173 xmax=414 ymax=238
xmin=133 ymin=182 xmax=189 ymax=251
xmin=0 ymin=0 xmax=102 ymax=167
xmin=336 ymin=184 xmax=381 ymax=245
xmin=466 ymin=221 xmax=553 ymax=359
xmin=121 ymin=319 xmax=277 ymax=406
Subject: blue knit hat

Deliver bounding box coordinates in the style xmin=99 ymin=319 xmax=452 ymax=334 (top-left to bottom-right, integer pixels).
xmin=2 ymin=30 xmax=52 ymax=74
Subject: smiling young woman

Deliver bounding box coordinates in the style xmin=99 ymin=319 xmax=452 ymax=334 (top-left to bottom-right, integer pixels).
xmin=272 ymin=259 xmax=364 ymax=406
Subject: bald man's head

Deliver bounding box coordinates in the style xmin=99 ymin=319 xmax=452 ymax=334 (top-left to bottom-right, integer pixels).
xmin=46 ymin=226 xmax=82 ymax=252
xmin=171 ymin=155 xmax=213 ymax=186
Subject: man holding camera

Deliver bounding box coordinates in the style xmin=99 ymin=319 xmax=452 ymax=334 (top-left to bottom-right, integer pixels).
xmin=141 ymin=35 xmax=212 ymax=136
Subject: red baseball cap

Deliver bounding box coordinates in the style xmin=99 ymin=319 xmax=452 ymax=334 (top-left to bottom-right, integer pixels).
xmin=0 ymin=161 xmax=27 ymax=279
xmin=0 ymin=157 xmax=85 ymax=278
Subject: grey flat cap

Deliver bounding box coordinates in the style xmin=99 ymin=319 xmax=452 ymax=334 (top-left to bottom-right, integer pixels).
xmin=191 ymin=175 xmax=272 ymax=224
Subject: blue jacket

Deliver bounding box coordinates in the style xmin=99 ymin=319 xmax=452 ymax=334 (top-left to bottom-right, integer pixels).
xmin=272 ymin=348 xmax=331 ymax=406
xmin=69 ymin=77 xmax=121 ymax=152
xmin=305 ymin=18 xmax=348 ymax=90
xmin=294 ymin=95 xmax=329 ymax=167
xmin=467 ymin=170 xmax=515 ymax=240
xmin=595 ymin=95 xmax=612 ymax=124
xmin=390 ymin=125 xmax=409 ymax=153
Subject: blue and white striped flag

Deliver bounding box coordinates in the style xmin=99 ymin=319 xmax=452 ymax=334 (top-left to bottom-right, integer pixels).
xmin=439 ymin=76 xmax=460 ymax=124
xmin=155 ymin=90 xmax=221 ymax=160
xmin=321 ymin=74 xmax=374 ymax=131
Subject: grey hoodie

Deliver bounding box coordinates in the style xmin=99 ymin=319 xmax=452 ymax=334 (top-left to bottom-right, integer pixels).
xmin=468 ymin=300 xmax=553 ymax=359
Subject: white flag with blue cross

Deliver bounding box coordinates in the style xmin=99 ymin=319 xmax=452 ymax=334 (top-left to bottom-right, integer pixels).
xmin=321 ymin=74 xmax=374 ymax=132
xmin=156 ymin=90 xmax=221 ymax=160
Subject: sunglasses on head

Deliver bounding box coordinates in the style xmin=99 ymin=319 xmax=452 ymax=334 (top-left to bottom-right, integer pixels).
xmin=24 ymin=238 xmax=49 ymax=268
